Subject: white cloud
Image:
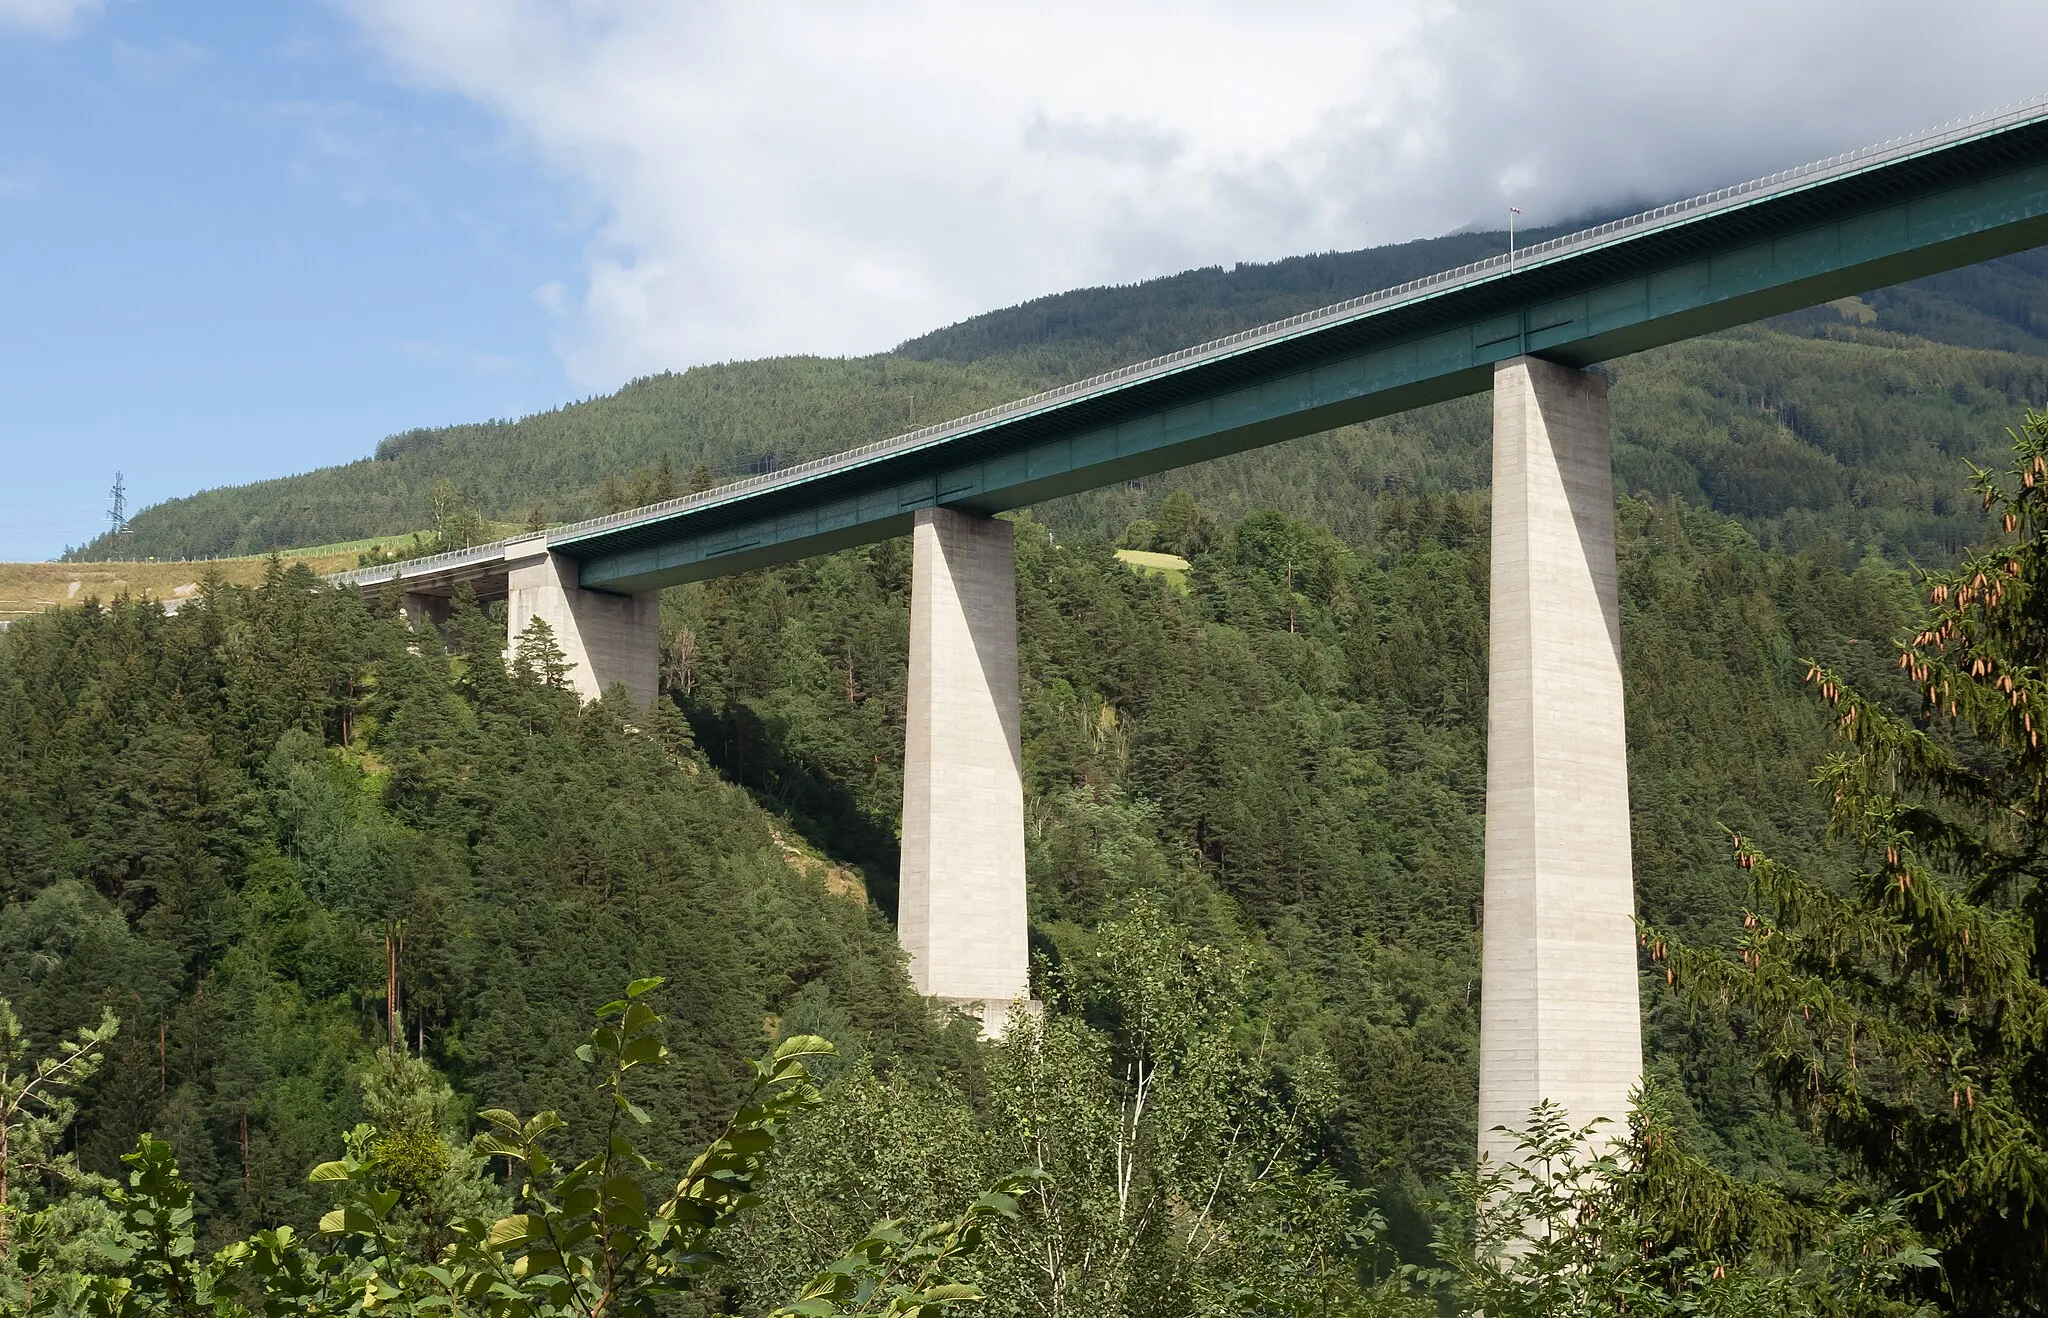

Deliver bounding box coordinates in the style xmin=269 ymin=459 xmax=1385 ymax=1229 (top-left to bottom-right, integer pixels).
xmin=0 ymin=0 xmax=101 ymax=36
xmin=340 ymin=0 xmax=2048 ymax=388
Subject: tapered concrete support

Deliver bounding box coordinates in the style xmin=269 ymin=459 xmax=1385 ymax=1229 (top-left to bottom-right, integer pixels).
xmin=399 ymin=592 xmax=448 ymax=632
xmin=1479 ymin=356 xmax=1643 ymax=1170
xmin=506 ymin=546 xmax=660 ymax=708
xmin=900 ymin=508 xmax=1031 ymax=1033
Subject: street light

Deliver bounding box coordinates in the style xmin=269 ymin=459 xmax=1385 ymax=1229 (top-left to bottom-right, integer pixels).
xmin=1508 ymin=206 xmax=1522 ymax=272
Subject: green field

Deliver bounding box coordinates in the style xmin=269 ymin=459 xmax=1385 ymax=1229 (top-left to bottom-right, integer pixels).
xmin=1114 ymin=547 xmax=1192 ymax=589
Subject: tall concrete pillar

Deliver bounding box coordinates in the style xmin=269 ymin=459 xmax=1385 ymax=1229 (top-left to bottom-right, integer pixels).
xmin=1479 ymin=356 xmax=1642 ymax=1170
xmin=505 ymin=545 xmax=661 ymax=708
xmin=900 ymin=508 xmax=1031 ymax=1033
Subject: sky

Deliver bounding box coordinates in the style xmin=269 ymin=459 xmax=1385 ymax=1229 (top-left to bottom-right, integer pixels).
xmin=4 ymin=2 xmax=2048 ymax=560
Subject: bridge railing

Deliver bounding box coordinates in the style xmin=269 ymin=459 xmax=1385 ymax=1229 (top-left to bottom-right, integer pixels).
xmin=328 ymin=538 xmax=513 ymax=589
xmin=346 ymin=92 xmax=2048 ymax=581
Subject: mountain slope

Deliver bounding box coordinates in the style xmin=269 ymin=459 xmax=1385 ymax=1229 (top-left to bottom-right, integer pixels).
xmin=72 ymin=234 xmax=2048 ymax=569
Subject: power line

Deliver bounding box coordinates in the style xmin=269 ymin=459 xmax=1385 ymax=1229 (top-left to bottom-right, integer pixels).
xmin=107 ymin=472 xmax=130 ymax=538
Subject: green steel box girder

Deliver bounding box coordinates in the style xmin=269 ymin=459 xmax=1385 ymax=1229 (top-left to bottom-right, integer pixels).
xmin=538 ymin=109 xmax=2048 ymax=594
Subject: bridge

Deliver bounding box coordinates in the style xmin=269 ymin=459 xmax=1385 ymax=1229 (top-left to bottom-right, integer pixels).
xmin=337 ymin=97 xmax=2048 ymax=1166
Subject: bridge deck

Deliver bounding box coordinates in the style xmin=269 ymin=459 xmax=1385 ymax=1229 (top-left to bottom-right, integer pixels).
xmin=334 ymin=95 xmax=2048 ymax=596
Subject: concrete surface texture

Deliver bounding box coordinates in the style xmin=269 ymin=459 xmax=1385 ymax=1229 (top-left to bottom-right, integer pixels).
xmin=1478 ymin=356 xmax=1644 ymax=1169
xmin=898 ymin=508 xmax=1032 ymax=1016
xmin=505 ymin=546 xmax=660 ymax=708
xmin=399 ymin=592 xmax=453 ymax=631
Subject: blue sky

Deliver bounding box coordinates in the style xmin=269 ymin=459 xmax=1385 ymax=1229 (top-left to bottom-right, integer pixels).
xmin=6 ymin=1 xmax=2048 ymax=561
xmin=1 ymin=2 xmax=579 ymax=558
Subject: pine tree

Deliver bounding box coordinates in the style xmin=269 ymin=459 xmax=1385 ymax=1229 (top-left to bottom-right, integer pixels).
xmin=1660 ymin=410 xmax=2048 ymax=1312
xmin=515 ymin=615 xmax=574 ymax=691
xmin=0 ymin=1002 xmax=118 ymax=1261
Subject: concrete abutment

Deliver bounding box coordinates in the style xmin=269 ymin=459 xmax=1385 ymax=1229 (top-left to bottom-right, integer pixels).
xmin=504 ymin=543 xmax=661 ymax=709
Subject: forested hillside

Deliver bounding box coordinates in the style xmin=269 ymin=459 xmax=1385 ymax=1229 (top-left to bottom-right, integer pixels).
xmin=0 ymin=565 xmax=954 ymax=1236
xmin=18 ymin=228 xmax=2048 ymax=1310
xmin=5 ymin=484 xmax=1912 ymax=1262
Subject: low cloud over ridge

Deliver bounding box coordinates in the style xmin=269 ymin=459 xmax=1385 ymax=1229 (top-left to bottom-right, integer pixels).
xmin=340 ymin=0 xmax=2048 ymax=388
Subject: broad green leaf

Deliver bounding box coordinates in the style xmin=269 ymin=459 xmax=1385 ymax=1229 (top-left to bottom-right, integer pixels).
xmin=473 ymin=1135 xmax=526 ymax=1159
xmin=318 ymin=1206 xmax=382 ymax=1236
xmin=621 ymin=1034 xmax=665 ymax=1067
xmin=487 ymin=1214 xmax=548 ymax=1248
xmin=910 ymin=1284 xmax=983 ymax=1302
xmin=772 ymin=1034 xmax=836 ymax=1064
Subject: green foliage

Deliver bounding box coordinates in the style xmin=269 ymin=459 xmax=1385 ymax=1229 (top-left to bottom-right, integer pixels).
xmin=0 ymin=1001 xmax=120 ymax=1311
xmin=1119 ymin=491 xmax=1214 ymax=561
xmin=0 ymin=1001 xmax=119 ymax=1234
xmin=354 ymin=1045 xmax=505 ymax=1257
xmin=513 ymin=616 xmax=575 ymax=691
xmin=302 ymin=979 xmax=839 ymax=1315
xmin=0 ymin=564 xmax=936 ymax=1245
xmin=666 ymin=486 xmax=1904 ymax=1225
xmin=769 ymin=1172 xmax=1040 ymax=1318
xmin=87 ymin=356 xmax=1033 ymax=562
xmin=29 ymin=270 xmax=2048 ymax=1308
xmin=727 ymin=901 xmax=1391 ymax=1318
xmin=986 ymin=901 xmax=1355 ymax=1316
xmin=1657 ymin=411 xmax=2048 ymax=1312
xmin=3 ymin=473 xmax=1909 ymax=1273
xmin=423 ymin=479 xmax=490 ymax=556
xmin=40 ymin=983 xmax=1009 ymax=1318
xmin=1417 ymin=1104 xmax=1937 ymax=1318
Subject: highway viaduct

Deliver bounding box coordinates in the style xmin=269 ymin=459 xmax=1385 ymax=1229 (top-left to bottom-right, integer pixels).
xmin=336 ymin=98 xmax=2048 ymax=1169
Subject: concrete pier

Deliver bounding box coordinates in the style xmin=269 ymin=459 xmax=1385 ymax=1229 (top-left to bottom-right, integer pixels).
xmin=505 ymin=540 xmax=661 ymax=708
xmin=899 ymin=508 xmax=1031 ymax=1033
xmin=1478 ymin=356 xmax=1642 ymax=1168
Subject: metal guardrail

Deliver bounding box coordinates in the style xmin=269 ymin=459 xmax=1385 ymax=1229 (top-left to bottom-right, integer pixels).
xmin=329 ymin=538 xmax=513 ymax=589
xmin=340 ymin=92 xmax=2048 ymax=586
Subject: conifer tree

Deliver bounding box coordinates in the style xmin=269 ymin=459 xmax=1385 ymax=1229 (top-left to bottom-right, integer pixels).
xmin=1660 ymin=410 xmax=2048 ymax=1312
xmin=0 ymin=1003 xmax=117 ymax=1261
xmin=600 ymin=473 xmax=633 ymax=515
xmin=515 ymin=615 xmax=575 ymax=691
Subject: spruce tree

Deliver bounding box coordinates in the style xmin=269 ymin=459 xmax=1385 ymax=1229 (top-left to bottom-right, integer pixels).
xmin=514 ymin=615 xmax=574 ymax=691
xmin=1662 ymin=410 xmax=2048 ymax=1312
